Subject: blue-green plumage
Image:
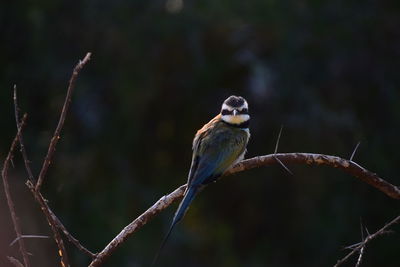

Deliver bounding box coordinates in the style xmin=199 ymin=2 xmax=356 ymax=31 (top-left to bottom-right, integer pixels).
xmin=152 ymin=96 xmax=250 ymax=265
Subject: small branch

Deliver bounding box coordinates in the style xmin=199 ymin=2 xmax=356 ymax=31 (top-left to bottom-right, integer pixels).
xmin=89 ymin=185 xmax=186 ymax=267
xmin=50 ymin=207 xmax=97 ymax=258
xmin=10 ymin=235 xmax=50 ymax=247
xmin=2 ymin=114 xmax=31 ymax=267
xmin=15 ymin=74 xmax=95 ymax=260
xmin=354 ymin=244 xmax=365 ymax=267
xmin=36 ymin=52 xmax=92 ymax=191
xmin=334 ymin=214 xmax=400 ymax=267
xmin=26 ymin=182 xmax=70 ymax=267
xmin=7 ymin=257 xmax=25 ymax=267
xmin=89 ymin=153 xmax=400 ymax=266
xmin=14 ymin=85 xmax=35 ymax=182
xmin=354 ymin=219 xmax=365 ymax=267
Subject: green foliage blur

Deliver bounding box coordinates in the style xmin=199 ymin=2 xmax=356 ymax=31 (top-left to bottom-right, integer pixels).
xmin=1 ymin=1 xmax=399 ymax=266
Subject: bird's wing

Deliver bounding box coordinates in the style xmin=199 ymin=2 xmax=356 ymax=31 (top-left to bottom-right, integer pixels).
xmin=188 ymin=126 xmax=247 ymax=187
xmin=186 ymin=114 xmax=220 ymax=186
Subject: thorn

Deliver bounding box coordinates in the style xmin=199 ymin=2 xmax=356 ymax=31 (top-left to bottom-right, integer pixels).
xmin=365 ymin=227 xmax=370 ymax=236
xmin=274 ymin=155 xmax=293 ymax=176
xmin=360 ymin=217 xmax=364 ymax=240
xmin=274 ymin=125 xmax=284 ymax=154
xmin=10 ymin=235 xmax=50 ymax=246
xmin=350 ymin=142 xmax=361 ymax=161
xmin=344 ymin=242 xmax=362 ymax=250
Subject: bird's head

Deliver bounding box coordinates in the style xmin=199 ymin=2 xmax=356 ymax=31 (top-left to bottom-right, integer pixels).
xmin=220 ymin=95 xmax=250 ymax=126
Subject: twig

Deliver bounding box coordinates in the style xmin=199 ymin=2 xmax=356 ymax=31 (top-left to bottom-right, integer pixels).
xmin=89 ymin=153 xmax=400 ymax=267
xmin=10 ymin=235 xmax=50 ymax=247
xmin=334 ymin=214 xmax=400 ymax=267
xmin=14 ymin=85 xmax=35 ymax=182
xmin=14 ymin=82 xmax=95 ymax=259
xmin=50 ymin=207 xmax=97 ymax=258
xmin=35 ymin=52 xmax=92 ymax=191
xmin=26 ymin=182 xmax=70 ymax=267
xmin=89 ymin=185 xmax=187 ymax=267
xmin=354 ymin=243 xmax=365 ymax=267
xmin=7 ymin=257 xmax=25 ymax=267
xmin=2 ymin=114 xmax=31 ymax=267
xmin=354 ymin=219 xmax=365 ymax=267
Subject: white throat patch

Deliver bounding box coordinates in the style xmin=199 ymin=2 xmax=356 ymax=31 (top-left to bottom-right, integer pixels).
xmin=221 ymin=114 xmax=250 ymax=125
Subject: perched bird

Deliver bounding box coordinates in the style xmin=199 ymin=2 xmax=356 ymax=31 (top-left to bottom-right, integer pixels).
xmin=153 ymin=95 xmax=250 ymax=265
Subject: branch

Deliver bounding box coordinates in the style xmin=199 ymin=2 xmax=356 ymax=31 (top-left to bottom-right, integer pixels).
xmin=14 ymin=86 xmax=35 ymax=183
xmin=14 ymin=83 xmax=96 ymax=259
xmin=50 ymin=206 xmax=97 ymax=258
xmin=2 ymin=114 xmax=31 ymax=267
xmin=227 ymin=153 xmax=400 ymax=199
xmin=10 ymin=235 xmax=50 ymax=247
xmin=334 ymin=214 xmax=400 ymax=266
xmin=36 ymin=52 xmax=92 ymax=191
xmin=89 ymin=153 xmax=400 ymax=266
xmin=7 ymin=257 xmax=25 ymax=267
xmin=26 ymin=182 xmax=70 ymax=267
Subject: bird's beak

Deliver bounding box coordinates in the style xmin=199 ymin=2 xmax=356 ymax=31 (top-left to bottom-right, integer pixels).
xmin=233 ymin=110 xmax=238 ymax=116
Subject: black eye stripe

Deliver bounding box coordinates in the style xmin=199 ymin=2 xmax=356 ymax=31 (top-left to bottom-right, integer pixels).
xmin=239 ymin=108 xmax=248 ymax=114
xmin=221 ymin=109 xmax=232 ymax=115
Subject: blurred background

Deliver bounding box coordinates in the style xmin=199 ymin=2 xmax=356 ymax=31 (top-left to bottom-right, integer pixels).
xmin=1 ymin=0 xmax=399 ymax=266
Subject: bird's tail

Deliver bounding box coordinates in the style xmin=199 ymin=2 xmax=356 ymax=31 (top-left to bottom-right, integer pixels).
xmin=151 ymin=186 xmax=199 ymax=266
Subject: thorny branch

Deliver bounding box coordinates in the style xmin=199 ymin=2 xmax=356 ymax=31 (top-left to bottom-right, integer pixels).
xmin=15 ymin=77 xmax=96 ymax=260
xmin=334 ymin=215 xmax=400 ymax=267
xmin=5 ymin=52 xmax=399 ymax=267
xmin=14 ymin=85 xmax=35 ymax=183
xmin=2 ymin=114 xmax=30 ymax=267
xmin=6 ymin=52 xmax=93 ymax=267
xmin=35 ymin=52 xmax=91 ymax=191
xmin=26 ymin=183 xmax=70 ymax=267
xmin=88 ymin=153 xmax=400 ymax=267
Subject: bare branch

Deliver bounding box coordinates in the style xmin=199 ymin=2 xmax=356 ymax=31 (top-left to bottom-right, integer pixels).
xmin=13 ymin=53 xmax=92 ymax=267
xmin=2 ymin=114 xmax=30 ymax=267
xmin=15 ymin=82 xmax=95 ymax=259
xmin=334 ymin=214 xmax=400 ymax=267
xmin=227 ymin=153 xmax=400 ymax=199
xmin=89 ymin=185 xmax=186 ymax=267
xmin=354 ymin=219 xmax=365 ymax=267
xmin=26 ymin=182 xmax=70 ymax=267
xmin=354 ymin=244 xmax=365 ymax=267
xmin=50 ymin=207 xmax=97 ymax=258
xmin=36 ymin=52 xmax=92 ymax=191
xmin=14 ymin=85 xmax=35 ymax=182
xmin=89 ymin=153 xmax=400 ymax=266
xmin=10 ymin=235 xmax=50 ymax=247
xmin=7 ymin=256 xmax=25 ymax=267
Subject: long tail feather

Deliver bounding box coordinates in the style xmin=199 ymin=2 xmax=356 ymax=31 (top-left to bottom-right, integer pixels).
xmin=151 ymin=187 xmax=199 ymax=266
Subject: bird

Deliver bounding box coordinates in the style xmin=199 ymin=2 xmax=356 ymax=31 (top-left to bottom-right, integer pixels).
xmin=152 ymin=95 xmax=251 ymax=265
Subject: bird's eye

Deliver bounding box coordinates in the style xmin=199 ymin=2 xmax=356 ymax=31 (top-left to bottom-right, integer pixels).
xmin=239 ymin=108 xmax=248 ymax=114
xmin=221 ymin=109 xmax=232 ymax=115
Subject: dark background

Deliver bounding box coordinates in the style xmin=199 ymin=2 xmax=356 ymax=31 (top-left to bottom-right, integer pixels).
xmin=1 ymin=1 xmax=399 ymax=266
